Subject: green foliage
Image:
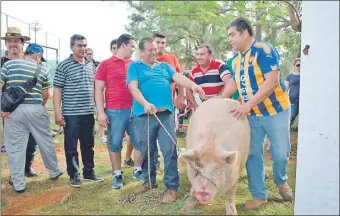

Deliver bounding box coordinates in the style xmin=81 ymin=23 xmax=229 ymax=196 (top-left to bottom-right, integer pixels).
xmin=124 ymin=1 xmax=301 ymax=72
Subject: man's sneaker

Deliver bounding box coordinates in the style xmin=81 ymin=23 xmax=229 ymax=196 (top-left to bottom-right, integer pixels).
xmin=155 ymin=163 xmax=161 ymax=174
xmin=84 ymin=173 xmax=104 ymax=183
xmin=16 ymin=188 xmax=26 ymax=194
xmin=135 ymin=182 xmax=158 ymax=194
xmin=278 ymin=183 xmax=293 ymax=201
xmin=161 ymin=189 xmax=177 ymax=203
xmin=70 ymin=175 xmax=82 ymax=188
xmin=51 ymin=168 xmax=65 ymax=180
xmin=1 ymin=145 xmax=6 ymax=152
xmin=133 ymin=170 xmax=144 ymax=182
xmin=112 ymin=175 xmax=123 ymax=189
xmin=124 ymin=158 xmax=134 ymax=167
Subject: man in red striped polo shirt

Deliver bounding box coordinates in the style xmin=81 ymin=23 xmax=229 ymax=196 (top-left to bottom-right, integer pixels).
xmin=95 ymin=34 xmax=143 ymax=190
xmin=186 ymin=44 xmax=232 ymax=110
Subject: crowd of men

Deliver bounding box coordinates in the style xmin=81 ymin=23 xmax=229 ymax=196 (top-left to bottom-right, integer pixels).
xmin=1 ymin=17 xmax=295 ymax=210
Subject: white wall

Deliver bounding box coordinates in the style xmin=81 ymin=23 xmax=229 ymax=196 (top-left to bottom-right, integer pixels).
xmin=294 ymin=1 xmax=339 ymax=215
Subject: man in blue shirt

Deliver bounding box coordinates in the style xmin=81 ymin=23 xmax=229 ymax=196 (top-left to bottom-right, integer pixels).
xmin=127 ymin=37 xmax=205 ymax=203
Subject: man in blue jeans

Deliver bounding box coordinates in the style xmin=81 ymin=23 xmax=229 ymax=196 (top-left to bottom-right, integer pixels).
xmin=221 ymin=17 xmax=293 ymax=210
xmin=127 ymin=37 xmax=205 ymax=203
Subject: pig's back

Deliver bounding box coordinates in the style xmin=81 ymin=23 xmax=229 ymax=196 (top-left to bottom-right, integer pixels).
xmin=186 ymin=98 xmax=250 ymax=163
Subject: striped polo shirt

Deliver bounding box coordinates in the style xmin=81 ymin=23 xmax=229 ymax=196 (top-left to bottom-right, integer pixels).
xmin=53 ymin=55 xmax=96 ymax=116
xmin=232 ymin=40 xmax=290 ymax=116
xmin=1 ymin=59 xmax=50 ymax=104
xmin=189 ymin=59 xmax=230 ymax=98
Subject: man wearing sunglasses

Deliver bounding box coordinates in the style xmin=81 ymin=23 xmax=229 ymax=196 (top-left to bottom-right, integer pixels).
xmin=186 ymin=44 xmax=232 ymax=111
xmin=285 ymin=58 xmax=301 ymax=123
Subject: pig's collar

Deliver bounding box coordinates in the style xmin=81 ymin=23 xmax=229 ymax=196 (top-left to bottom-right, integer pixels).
xmin=188 ymin=162 xmax=217 ymax=188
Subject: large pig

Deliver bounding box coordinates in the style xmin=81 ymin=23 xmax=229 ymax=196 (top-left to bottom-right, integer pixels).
xmin=179 ymin=98 xmax=250 ymax=215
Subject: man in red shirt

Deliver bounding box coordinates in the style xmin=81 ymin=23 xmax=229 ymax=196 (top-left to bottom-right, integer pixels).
xmin=95 ymin=34 xmax=143 ymax=189
xmin=186 ymin=44 xmax=232 ymax=110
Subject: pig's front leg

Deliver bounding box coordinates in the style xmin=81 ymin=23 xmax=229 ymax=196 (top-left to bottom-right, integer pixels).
xmin=183 ymin=164 xmax=198 ymax=209
xmin=226 ymin=183 xmax=237 ymax=215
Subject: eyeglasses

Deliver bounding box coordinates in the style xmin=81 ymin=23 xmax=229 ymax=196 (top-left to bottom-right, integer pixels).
xmin=296 ymin=64 xmax=300 ymax=67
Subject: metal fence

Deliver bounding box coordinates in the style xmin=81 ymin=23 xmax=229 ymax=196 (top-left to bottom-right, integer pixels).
xmin=1 ymin=12 xmax=64 ymax=83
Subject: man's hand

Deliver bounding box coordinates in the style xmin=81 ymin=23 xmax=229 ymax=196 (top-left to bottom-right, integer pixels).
xmin=175 ymin=94 xmax=186 ymax=110
xmin=55 ymin=111 xmax=66 ymax=126
xmin=191 ymin=84 xmax=206 ymax=101
xmin=1 ymin=112 xmax=10 ymax=119
xmin=230 ymin=103 xmax=252 ymax=119
xmin=144 ymin=102 xmax=157 ymax=115
xmin=98 ymin=112 xmax=109 ymax=128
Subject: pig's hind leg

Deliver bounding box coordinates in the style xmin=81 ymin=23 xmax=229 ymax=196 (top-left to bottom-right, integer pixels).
xmin=226 ymin=183 xmax=237 ymax=215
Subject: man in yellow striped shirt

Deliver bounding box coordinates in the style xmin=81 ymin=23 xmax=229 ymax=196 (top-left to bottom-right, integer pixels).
xmin=222 ymin=17 xmax=293 ymax=210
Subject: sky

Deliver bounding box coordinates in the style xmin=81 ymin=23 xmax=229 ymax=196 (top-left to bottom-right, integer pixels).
xmin=1 ymin=1 xmax=130 ymax=61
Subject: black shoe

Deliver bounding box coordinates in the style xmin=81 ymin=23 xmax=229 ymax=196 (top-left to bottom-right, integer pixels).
xmin=16 ymin=188 xmax=26 ymax=194
xmin=51 ymin=168 xmax=65 ymax=180
xmin=25 ymin=168 xmax=39 ymax=177
xmin=9 ymin=179 xmax=13 ymax=186
xmin=1 ymin=145 xmax=6 ymax=152
xmin=124 ymin=158 xmax=135 ymax=167
xmin=84 ymin=173 xmax=104 ymax=183
xmin=70 ymin=175 xmax=82 ymax=188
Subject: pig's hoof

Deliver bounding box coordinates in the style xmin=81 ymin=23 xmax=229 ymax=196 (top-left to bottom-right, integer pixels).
xmin=226 ymin=204 xmax=237 ymax=215
xmin=184 ymin=196 xmax=198 ymax=209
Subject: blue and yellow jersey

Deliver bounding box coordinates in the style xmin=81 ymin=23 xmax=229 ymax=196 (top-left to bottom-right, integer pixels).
xmin=1 ymin=59 xmax=50 ymax=104
xmin=232 ymin=40 xmax=290 ymax=116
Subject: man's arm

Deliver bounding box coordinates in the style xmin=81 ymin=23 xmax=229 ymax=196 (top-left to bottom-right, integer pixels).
xmin=95 ymin=80 xmax=106 ymax=115
xmin=186 ymin=87 xmax=199 ymax=109
xmin=53 ymin=87 xmax=62 ymax=113
xmin=219 ymin=77 xmax=238 ymax=98
xmin=128 ymin=80 xmax=148 ymax=107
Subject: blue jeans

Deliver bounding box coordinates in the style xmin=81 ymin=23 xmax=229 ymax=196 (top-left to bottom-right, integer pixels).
xmin=106 ymin=109 xmax=132 ymax=152
xmin=290 ymin=104 xmax=299 ymax=122
xmin=63 ymin=115 xmax=95 ymax=178
xmin=246 ymin=108 xmax=291 ymax=199
xmin=130 ymin=111 xmax=179 ymax=190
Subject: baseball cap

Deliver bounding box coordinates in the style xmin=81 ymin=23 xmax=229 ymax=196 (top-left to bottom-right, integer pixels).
xmin=25 ymin=43 xmax=46 ymax=62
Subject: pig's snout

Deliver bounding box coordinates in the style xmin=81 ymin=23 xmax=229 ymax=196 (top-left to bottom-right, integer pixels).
xmin=195 ymin=191 xmax=211 ymax=204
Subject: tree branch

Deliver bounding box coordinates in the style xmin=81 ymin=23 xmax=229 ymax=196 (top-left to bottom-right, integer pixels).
xmin=283 ymin=1 xmax=302 ymax=25
xmin=161 ymin=8 xmax=236 ymax=17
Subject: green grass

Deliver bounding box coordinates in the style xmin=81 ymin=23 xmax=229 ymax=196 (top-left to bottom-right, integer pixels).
xmin=1 ymin=114 xmax=297 ymax=215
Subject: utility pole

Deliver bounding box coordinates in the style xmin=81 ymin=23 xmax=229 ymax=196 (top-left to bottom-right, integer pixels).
xmin=30 ymin=20 xmax=42 ymax=43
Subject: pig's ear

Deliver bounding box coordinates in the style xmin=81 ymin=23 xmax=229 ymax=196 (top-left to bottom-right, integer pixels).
xmin=179 ymin=149 xmax=197 ymax=162
xmin=221 ymin=151 xmax=238 ymax=164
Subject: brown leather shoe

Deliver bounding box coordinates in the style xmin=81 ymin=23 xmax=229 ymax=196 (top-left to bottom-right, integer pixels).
xmin=161 ymin=189 xmax=177 ymax=203
xmin=135 ymin=182 xmax=158 ymax=194
xmin=244 ymin=198 xmax=267 ymax=210
xmin=278 ymin=183 xmax=293 ymax=201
